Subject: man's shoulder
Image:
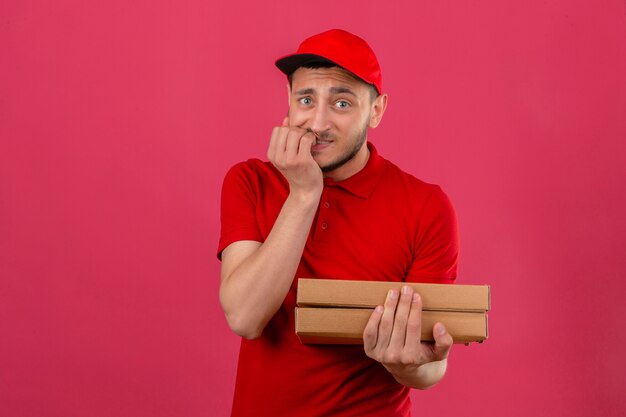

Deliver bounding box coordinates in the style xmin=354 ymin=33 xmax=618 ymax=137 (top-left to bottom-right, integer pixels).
xmin=378 ymin=155 xmax=442 ymax=197
xmin=222 ymin=158 xmax=287 ymax=191
xmin=226 ymin=158 xmax=274 ymax=175
xmin=224 ymin=158 xmax=280 ymax=181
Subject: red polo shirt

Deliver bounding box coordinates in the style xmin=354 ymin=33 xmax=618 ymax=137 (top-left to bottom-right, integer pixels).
xmin=218 ymin=142 xmax=459 ymax=417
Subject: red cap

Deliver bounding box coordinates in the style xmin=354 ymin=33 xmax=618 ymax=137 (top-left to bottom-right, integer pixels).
xmin=275 ymin=29 xmax=382 ymax=94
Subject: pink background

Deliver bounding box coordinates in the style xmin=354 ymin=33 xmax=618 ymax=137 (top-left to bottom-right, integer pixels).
xmin=2 ymin=1 xmax=625 ymax=416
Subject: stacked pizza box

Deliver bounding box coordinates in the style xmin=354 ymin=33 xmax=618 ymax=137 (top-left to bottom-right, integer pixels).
xmin=295 ymin=278 xmax=490 ymax=345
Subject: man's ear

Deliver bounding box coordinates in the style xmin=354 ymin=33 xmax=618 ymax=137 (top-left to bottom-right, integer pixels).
xmin=368 ymin=93 xmax=388 ymax=128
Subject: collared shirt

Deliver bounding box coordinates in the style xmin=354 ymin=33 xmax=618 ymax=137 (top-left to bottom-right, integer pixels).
xmin=218 ymin=142 xmax=459 ymax=417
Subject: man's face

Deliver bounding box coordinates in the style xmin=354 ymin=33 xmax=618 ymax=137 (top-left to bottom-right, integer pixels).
xmin=288 ymin=66 xmax=384 ymax=179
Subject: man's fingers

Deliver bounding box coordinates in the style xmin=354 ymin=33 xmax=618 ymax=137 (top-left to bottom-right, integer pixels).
xmin=267 ymin=122 xmax=322 ymax=196
xmin=284 ymin=127 xmax=301 ymax=159
xmin=403 ymin=292 xmax=423 ymax=358
xmin=267 ymin=126 xmax=283 ymax=163
xmin=388 ymin=286 xmax=413 ymax=350
xmin=431 ymin=322 xmax=453 ymax=361
xmin=269 ymin=118 xmax=290 ymax=162
xmin=275 ymin=127 xmax=304 ymax=166
xmin=363 ymin=305 xmax=383 ymax=354
xmin=376 ymin=289 xmax=399 ymax=350
xmin=298 ymin=132 xmax=316 ymax=157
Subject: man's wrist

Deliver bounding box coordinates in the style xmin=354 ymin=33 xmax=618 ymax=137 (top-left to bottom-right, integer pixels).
xmin=386 ymin=359 xmax=448 ymax=390
xmin=287 ymin=188 xmax=322 ymax=208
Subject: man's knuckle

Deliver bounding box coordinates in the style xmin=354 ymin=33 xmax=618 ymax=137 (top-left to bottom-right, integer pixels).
xmin=284 ymin=159 xmax=299 ymax=170
xmin=366 ymin=350 xmax=380 ymax=361
xmin=400 ymin=354 xmax=418 ymax=366
xmin=384 ymin=352 xmax=399 ymax=364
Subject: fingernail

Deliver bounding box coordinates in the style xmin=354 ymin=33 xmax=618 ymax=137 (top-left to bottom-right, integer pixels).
xmin=402 ymin=286 xmax=411 ymax=295
xmin=436 ymin=324 xmax=446 ymax=335
xmin=412 ymin=293 xmax=420 ymax=303
xmin=388 ymin=289 xmax=398 ymax=300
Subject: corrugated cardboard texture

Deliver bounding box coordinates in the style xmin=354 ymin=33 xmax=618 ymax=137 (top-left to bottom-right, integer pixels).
xmin=297 ymin=278 xmax=490 ymax=312
xmin=295 ymin=307 xmax=488 ymax=345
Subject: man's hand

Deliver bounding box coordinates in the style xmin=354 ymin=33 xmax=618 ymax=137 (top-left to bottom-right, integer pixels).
xmin=268 ymin=117 xmax=323 ymax=200
xmin=363 ymin=286 xmax=453 ymax=389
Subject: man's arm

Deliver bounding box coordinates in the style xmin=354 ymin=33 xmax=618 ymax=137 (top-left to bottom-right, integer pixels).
xmin=219 ymin=119 xmax=322 ymax=339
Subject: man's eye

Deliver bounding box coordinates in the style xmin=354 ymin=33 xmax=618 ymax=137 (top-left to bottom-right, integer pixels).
xmin=299 ymin=97 xmax=312 ymax=105
xmin=335 ymin=100 xmax=350 ymax=109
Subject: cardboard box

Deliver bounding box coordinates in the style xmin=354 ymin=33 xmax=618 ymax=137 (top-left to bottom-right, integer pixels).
xmin=297 ymin=278 xmax=490 ymax=312
xmin=295 ymin=307 xmax=488 ymax=344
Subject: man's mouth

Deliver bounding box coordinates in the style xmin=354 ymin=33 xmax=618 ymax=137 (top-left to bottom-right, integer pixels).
xmin=307 ymin=129 xmax=332 ymax=146
xmin=307 ymin=129 xmax=334 ymax=150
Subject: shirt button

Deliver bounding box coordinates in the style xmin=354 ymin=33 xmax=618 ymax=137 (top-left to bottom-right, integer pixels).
xmin=323 ymin=202 xmax=330 ymax=208
xmin=321 ymin=222 xmax=328 ymax=230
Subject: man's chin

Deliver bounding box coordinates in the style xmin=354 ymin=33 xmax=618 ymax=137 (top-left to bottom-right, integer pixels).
xmin=320 ymin=158 xmax=347 ymax=174
xmin=312 ymin=155 xmax=336 ymax=173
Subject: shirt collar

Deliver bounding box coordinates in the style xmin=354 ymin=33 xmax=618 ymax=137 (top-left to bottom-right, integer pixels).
xmin=323 ymin=142 xmax=386 ymax=199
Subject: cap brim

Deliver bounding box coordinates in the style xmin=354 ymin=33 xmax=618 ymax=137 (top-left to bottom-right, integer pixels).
xmin=275 ymin=53 xmax=338 ymax=76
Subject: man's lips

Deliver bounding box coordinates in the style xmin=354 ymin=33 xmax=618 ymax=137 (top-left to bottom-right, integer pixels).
xmin=312 ymin=138 xmax=332 ymax=152
xmin=306 ymin=129 xmax=333 ymax=150
xmin=315 ymin=138 xmax=332 ymax=145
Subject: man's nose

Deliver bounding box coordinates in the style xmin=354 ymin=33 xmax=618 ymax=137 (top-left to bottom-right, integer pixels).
xmin=307 ymin=104 xmax=331 ymax=133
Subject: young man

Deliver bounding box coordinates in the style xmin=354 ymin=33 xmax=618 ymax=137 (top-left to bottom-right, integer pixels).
xmin=217 ymin=29 xmax=459 ymax=417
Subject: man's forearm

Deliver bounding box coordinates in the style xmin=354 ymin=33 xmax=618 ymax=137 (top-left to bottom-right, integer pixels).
xmin=219 ymin=191 xmax=320 ymax=339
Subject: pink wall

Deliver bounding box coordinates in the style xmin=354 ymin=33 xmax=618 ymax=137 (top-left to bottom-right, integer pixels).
xmin=2 ymin=1 xmax=625 ymax=416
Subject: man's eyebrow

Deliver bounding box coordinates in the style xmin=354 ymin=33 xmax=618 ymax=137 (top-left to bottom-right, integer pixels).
xmin=294 ymin=88 xmax=315 ymax=95
xmin=329 ymin=86 xmax=357 ymax=97
xmin=293 ymin=86 xmax=358 ymax=96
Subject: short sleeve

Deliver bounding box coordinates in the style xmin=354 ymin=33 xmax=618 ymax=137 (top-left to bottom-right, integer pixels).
xmin=217 ymin=162 xmax=264 ymax=260
xmin=406 ymin=186 xmax=459 ymax=284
